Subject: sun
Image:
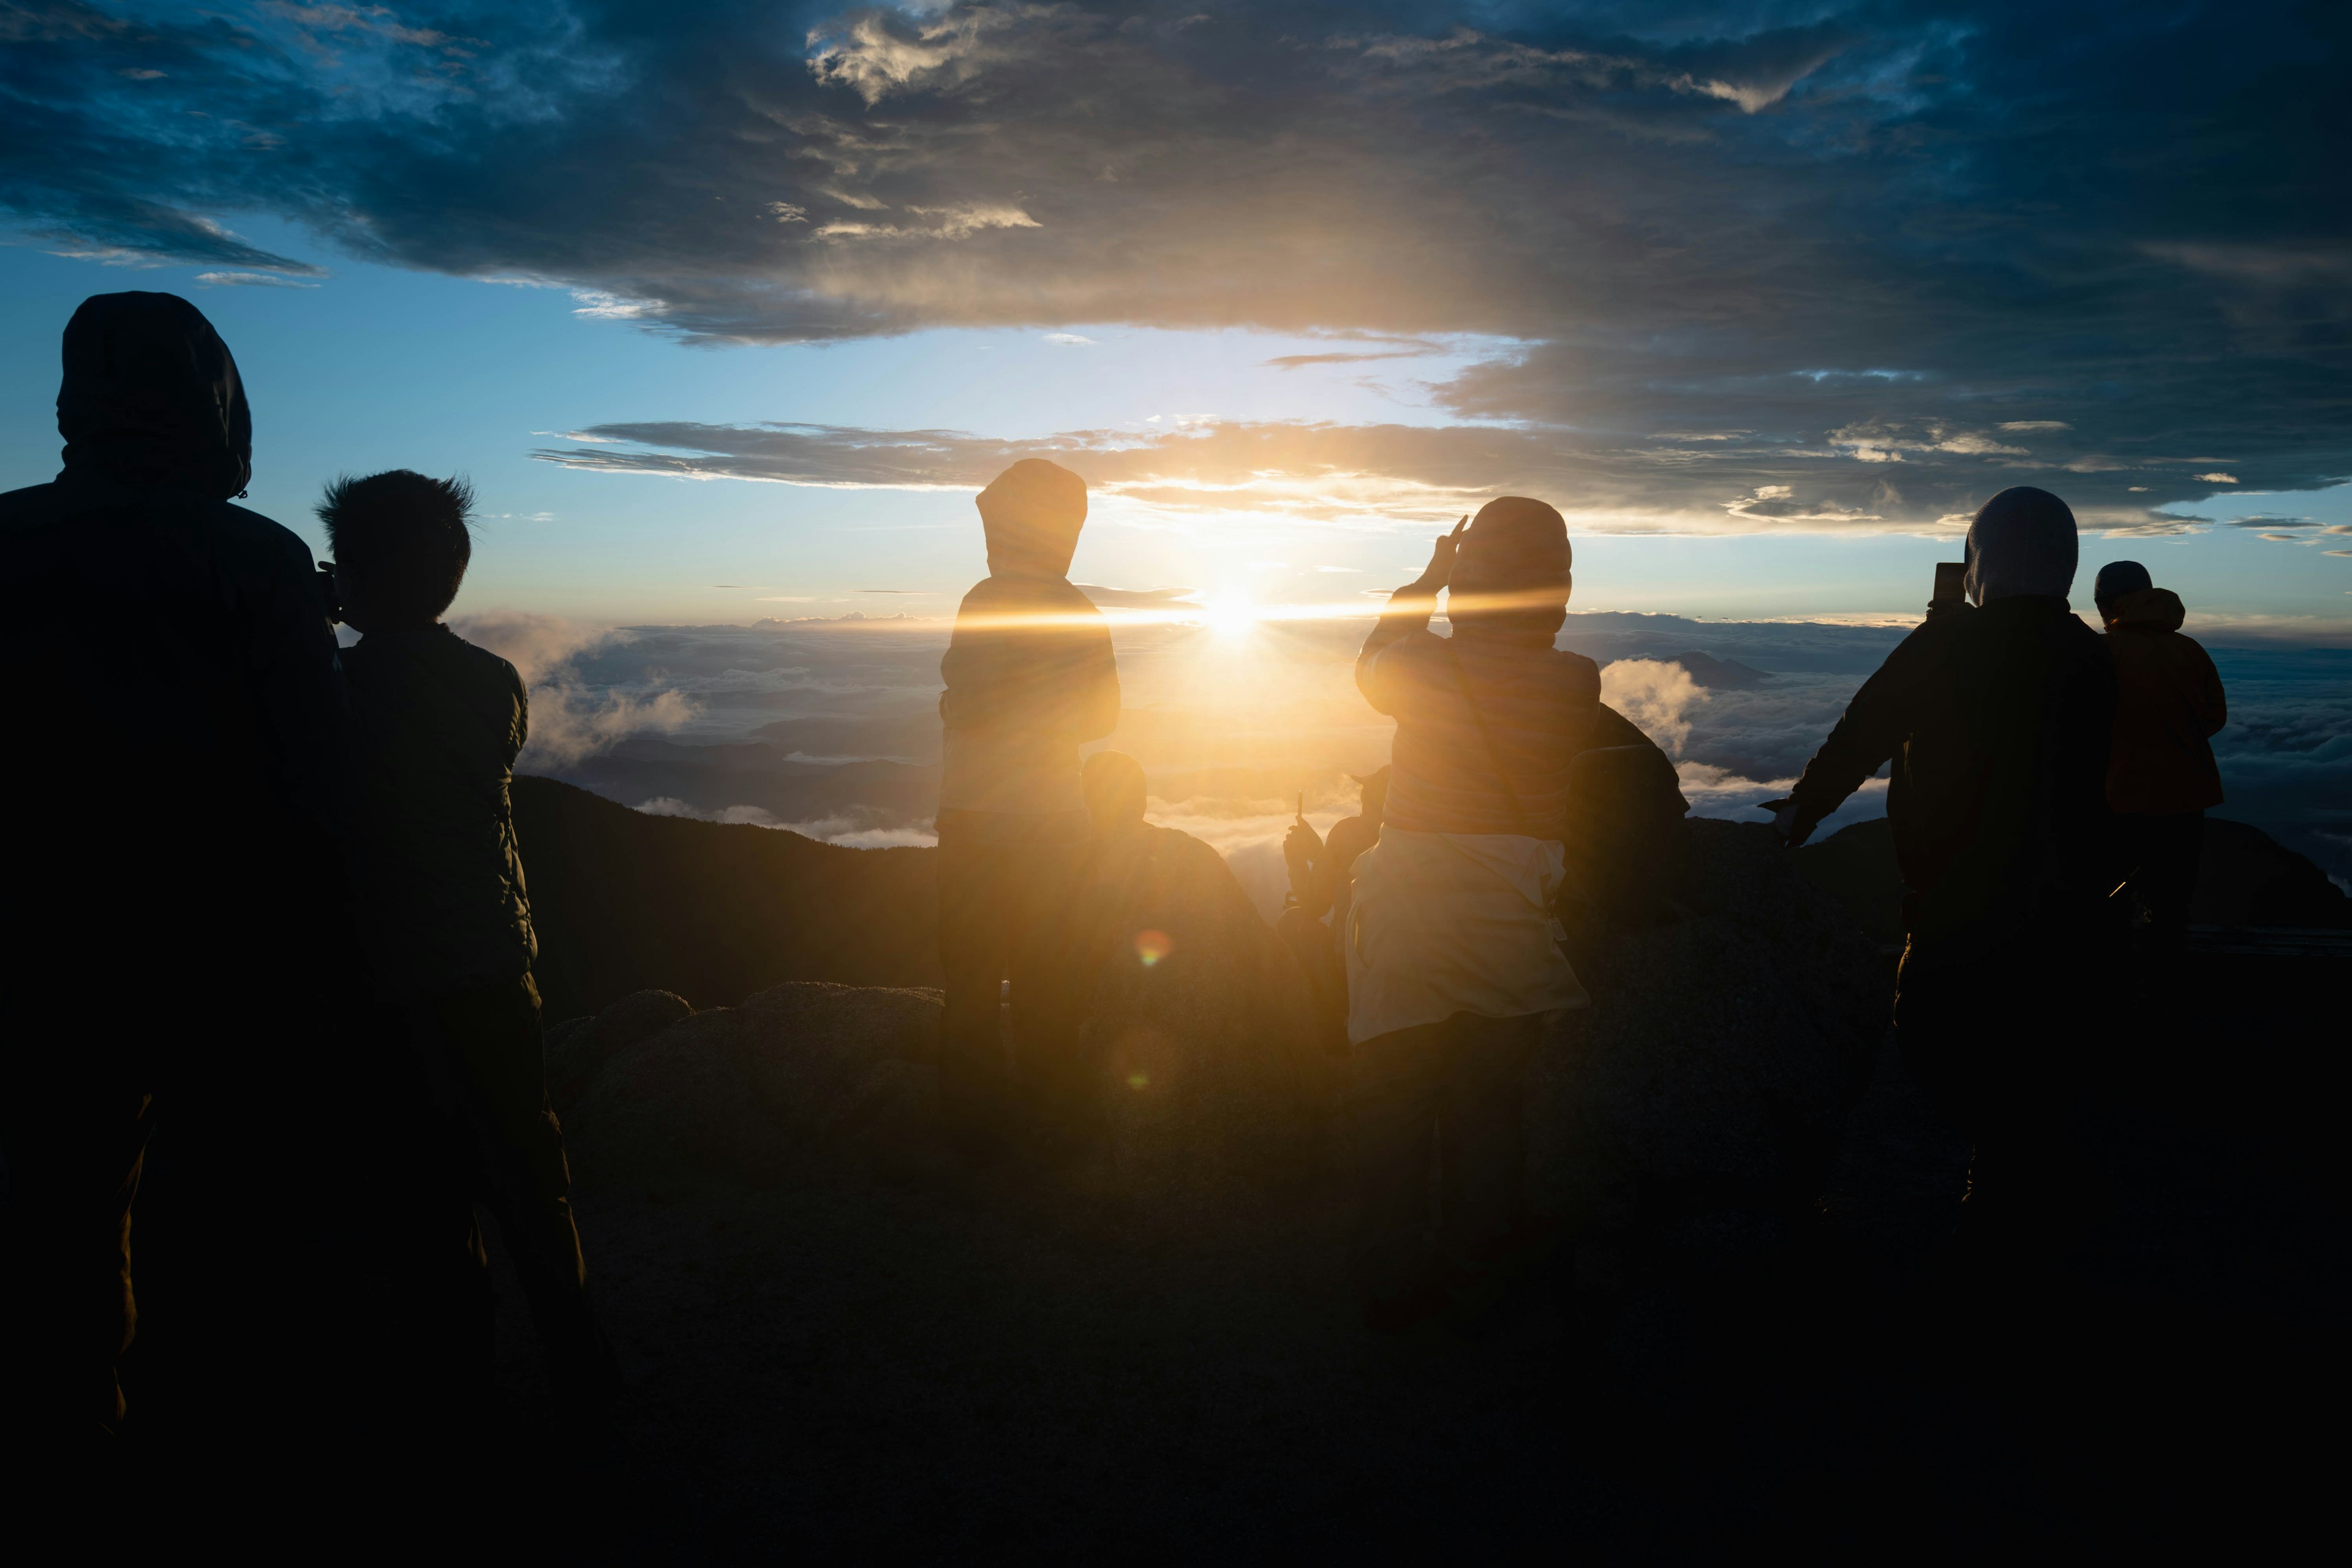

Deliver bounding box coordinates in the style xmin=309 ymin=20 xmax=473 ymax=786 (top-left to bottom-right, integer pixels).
xmin=1199 ymin=589 xmax=1259 ymax=640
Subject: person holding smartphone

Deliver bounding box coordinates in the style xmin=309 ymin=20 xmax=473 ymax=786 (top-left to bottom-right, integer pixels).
xmin=1343 ymin=499 xmax=1599 ymax=1330
xmin=1771 ymin=486 xmax=2117 ymax=1259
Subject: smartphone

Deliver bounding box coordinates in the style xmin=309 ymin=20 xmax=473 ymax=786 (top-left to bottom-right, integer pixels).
xmin=1932 ymin=562 xmax=1966 ymax=605
xmin=1295 ymin=791 xmax=1305 ymax=823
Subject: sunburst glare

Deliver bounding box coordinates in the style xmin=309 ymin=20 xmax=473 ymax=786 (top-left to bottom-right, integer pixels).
xmin=1199 ymin=590 xmax=1260 ymax=641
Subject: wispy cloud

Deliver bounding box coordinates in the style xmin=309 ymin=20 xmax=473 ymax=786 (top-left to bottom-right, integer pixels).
xmin=195 ymin=270 xmax=319 ymax=288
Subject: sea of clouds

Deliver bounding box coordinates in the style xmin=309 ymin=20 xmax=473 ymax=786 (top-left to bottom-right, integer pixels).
xmin=451 ymin=610 xmax=2351 ymax=911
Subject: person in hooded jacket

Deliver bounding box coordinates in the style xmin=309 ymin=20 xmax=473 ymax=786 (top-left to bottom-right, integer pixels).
xmin=324 ymin=468 xmax=619 ymax=1415
xmin=2093 ymin=560 xmax=2226 ymax=949
xmin=935 ymin=459 xmax=1121 ymax=1151
xmin=0 ymin=293 xmax=348 ymax=1442
xmin=1343 ymin=497 xmax=1598 ymax=1329
xmin=1777 ymin=486 xmax=2118 ymax=1252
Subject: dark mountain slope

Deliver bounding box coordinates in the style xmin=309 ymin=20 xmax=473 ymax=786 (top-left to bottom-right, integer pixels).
xmin=513 ymin=775 xmax=939 ymax=1019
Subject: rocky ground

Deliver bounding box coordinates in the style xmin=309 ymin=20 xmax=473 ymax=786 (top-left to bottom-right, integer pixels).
xmin=469 ymin=820 xmax=2345 ymax=1555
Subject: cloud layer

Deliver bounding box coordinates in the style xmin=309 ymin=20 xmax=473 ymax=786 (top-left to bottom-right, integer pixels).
xmin=7 ymin=2 xmax=2348 ymax=529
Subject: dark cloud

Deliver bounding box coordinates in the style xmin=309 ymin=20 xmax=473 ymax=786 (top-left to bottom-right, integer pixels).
xmin=533 ymin=414 xmax=2276 ymax=532
xmin=6 ymin=2 xmax=2346 ymax=527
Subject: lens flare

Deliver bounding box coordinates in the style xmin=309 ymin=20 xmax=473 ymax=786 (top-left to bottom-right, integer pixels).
xmin=1133 ymin=928 xmax=1174 ymax=967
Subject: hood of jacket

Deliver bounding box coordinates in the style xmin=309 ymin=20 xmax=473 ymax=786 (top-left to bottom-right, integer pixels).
xmin=2105 ymin=585 xmax=2186 ymax=633
xmin=978 ymin=458 xmax=1087 ymax=578
xmin=1449 ymin=494 xmax=1573 ymax=637
xmin=56 ymin=292 xmax=251 ymax=500
xmin=1964 ymin=485 xmax=2077 ymax=604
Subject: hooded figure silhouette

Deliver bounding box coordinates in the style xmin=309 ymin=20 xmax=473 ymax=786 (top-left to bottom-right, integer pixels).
xmin=2092 ymin=560 xmax=2226 ymax=947
xmin=0 ymin=293 xmax=350 ymax=1444
xmin=1784 ymin=484 xmax=2117 ymax=1251
xmin=934 ymin=459 xmax=1121 ymax=1154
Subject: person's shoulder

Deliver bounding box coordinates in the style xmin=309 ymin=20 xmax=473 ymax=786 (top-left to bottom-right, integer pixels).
xmin=956 ymin=573 xmax=1102 ymax=627
xmin=446 ymin=627 xmax=526 ymax=676
xmin=1380 ymin=626 xmax=1449 ymax=660
xmin=438 ymin=628 xmax=529 ymax=699
xmin=211 ymin=500 xmax=320 ymax=573
xmin=1550 ymin=646 xmax=1601 ymax=693
xmin=0 ymin=480 xmax=58 ymax=524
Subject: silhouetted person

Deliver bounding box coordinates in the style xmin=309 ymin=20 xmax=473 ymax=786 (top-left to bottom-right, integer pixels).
xmin=1276 ymin=767 xmax=1389 ymax=1035
xmin=326 ymin=470 xmax=619 ymax=1414
xmin=937 ymin=459 xmax=1120 ymax=1152
xmin=2094 ymin=560 xmax=2225 ymax=949
xmin=0 ymin=293 xmax=347 ymax=1444
xmin=1776 ymin=486 xmax=2117 ymax=1254
xmin=1344 ymin=499 xmax=1597 ymax=1330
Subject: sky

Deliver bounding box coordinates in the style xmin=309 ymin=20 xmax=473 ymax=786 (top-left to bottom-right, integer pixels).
xmin=3 ymin=0 xmax=2349 ymax=631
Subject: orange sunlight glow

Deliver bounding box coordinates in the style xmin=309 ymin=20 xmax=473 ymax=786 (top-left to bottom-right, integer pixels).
xmin=1199 ymin=590 xmax=1261 ymax=640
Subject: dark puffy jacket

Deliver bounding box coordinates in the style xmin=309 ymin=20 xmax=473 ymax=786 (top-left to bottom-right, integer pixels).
xmin=0 ymin=293 xmax=345 ymax=942
xmin=344 ymin=625 xmax=537 ymax=990
xmin=1357 ymin=601 xmax=1601 ymax=837
xmin=1789 ymin=596 xmax=2116 ymax=970
xmin=2102 ymin=587 xmax=2225 ymax=816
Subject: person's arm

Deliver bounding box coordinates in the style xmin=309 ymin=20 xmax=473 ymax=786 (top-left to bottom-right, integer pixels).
xmin=1357 ymin=518 xmax=1465 ymax=714
xmin=245 ymin=522 xmax=351 ymax=845
xmin=1069 ymin=614 xmax=1121 ymax=741
xmin=2190 ymin=639 xmax=2227 ymax=737
xmin=1284 ymin=818 xmax=1330 ymax=916
xmin=1776 ymin=627 xmax=1935 ymax=846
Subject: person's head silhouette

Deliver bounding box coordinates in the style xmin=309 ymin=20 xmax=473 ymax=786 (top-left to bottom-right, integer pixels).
xmin=2093 ymin=559 xmax=2154 ymax=621
xmin=58 ymin=292 xmax=251 ymax=499
xmin=1082 ymin=750 xmax=1148 ymax=836
xmin=1448 ymin=496 xmax=1573 ymax=637
xmin=317 ymin=469 xmax=475 ymax=634
xmin=1352 ymin=765 xmax=1393 ymax=824
xmin=1965 ymin=486 xmax=2078 ymax=605
xmin=978 ymin=458 xmax=1088 ymax=579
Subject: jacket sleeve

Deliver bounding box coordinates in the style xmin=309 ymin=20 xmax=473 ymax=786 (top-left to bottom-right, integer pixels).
xmin=246 ymin=522 xmax=350 ymax=843
xmin=1069 ymin=616 xmax=1121 ymax=741
xmin=2188 ymin=638 xmax=2227 ymax=737
xmin=1788 ymin=625 xmax=1932 ymax=837
xmin=1355 ymin=582 xmax=1438 ymax=716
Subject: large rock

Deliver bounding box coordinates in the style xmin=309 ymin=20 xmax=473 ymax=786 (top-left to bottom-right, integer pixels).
xmin=549 ymin=821 xmax=1888 ymax=1259
xmin=1529 ymin=818 xmax=1887 ymax=1243
xmin=1080 ymin=823 xmax=1334 ymax=1194
xmin=559 ymin=982 xmax=943 ymax=1190
xmin=548 ymin=988 xmax=695 ymax=1107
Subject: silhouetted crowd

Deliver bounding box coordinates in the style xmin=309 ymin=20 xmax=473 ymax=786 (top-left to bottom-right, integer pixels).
xmin=2 ymin=292 xmax=2233 ymax=1466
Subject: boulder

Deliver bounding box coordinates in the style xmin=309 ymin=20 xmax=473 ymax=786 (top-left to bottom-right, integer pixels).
xmin=547 ymin=821 xmax=1888 ymax=1261
xmin=733 ymin=982 xmax=944 ymax=1155
xmin=562 ymin=1006 xmax=772 ymax=1189
xmin=1530 ymin=818 xmax=1887 ymax=1243
xmin=1081 ymin=824 xmax=1334 ymax=1193
xmin=560 ymin=982 xmax=945 ymax=1190
xmin=547 ymin=988 xmax=695 ymax=1109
